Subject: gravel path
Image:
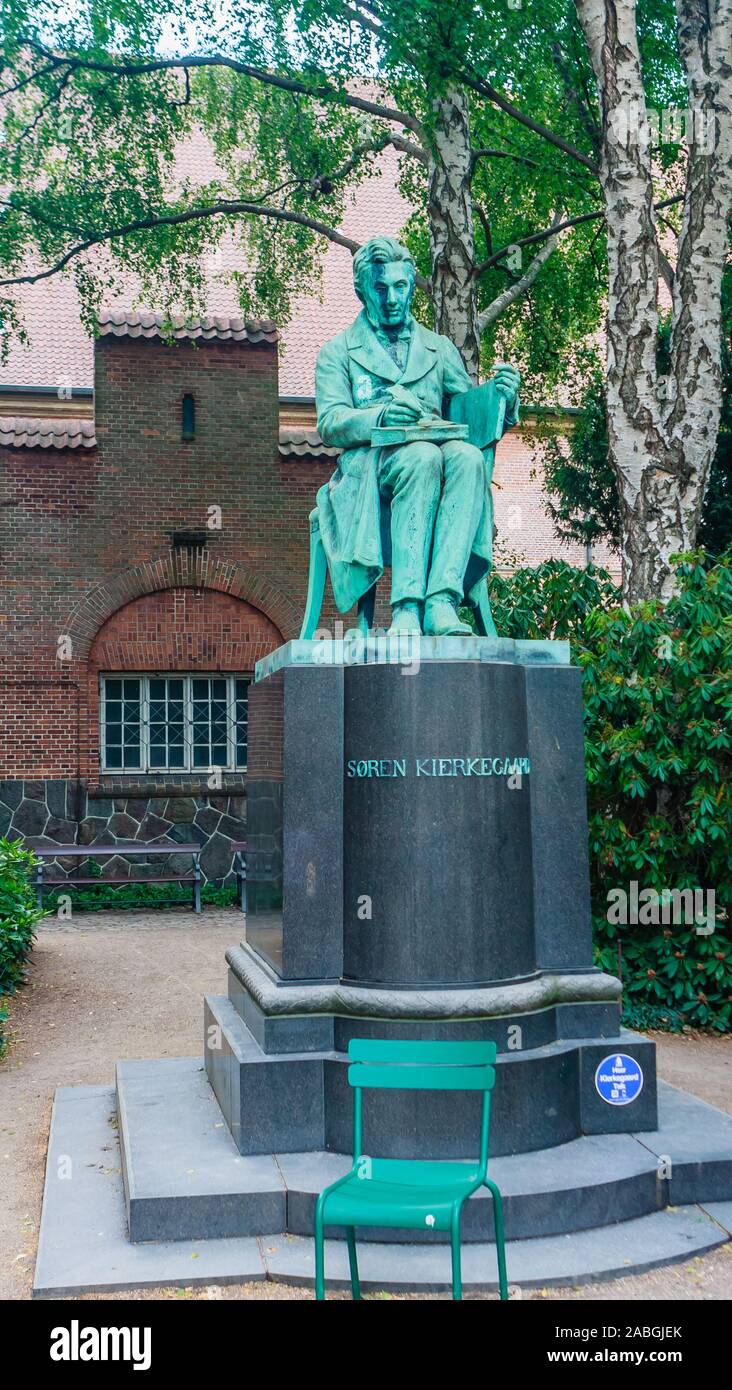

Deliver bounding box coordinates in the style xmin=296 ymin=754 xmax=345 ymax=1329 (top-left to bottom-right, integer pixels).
xmin=1 ymin=907 xmax=730 ymax=1301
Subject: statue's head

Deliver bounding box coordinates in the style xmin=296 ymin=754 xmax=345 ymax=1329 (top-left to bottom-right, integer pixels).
xmin=353 ymin=236 xmax=416 ymax=330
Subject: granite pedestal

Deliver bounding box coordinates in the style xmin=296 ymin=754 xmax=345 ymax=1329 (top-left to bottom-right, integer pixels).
xmin=205 ymin=636 xmax=656 ymax=1159
xmin=35 ymin=640 xmax=732 ymax=1294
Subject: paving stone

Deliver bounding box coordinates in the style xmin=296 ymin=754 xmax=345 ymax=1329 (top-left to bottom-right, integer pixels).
xmin=12 ymin=798 xmax=48 ymax=836
xmin=44 ymin=817 xmax=77 ymax=843
xmin=78 ymin=817 xmax=108 ymax=845
xmin=107 ymin=812 xmax=139 ymax=838
xmin=164 ymin=797 xmax=197 ymax=822
xmin=136 ymin=813 xmax=171 ymax=840
xmin=195 ymin=807 xmax=222 ymax=836
xmin=218 ymin=814 xmax=246 ymax=840
xmin=200 ymin=832 xmax=234 ymax=880
xmin=33 ymin=1072 xmax=732 ymax=1296
xmin=45 ymin=781 xmax=68 ymax=819
xmin=700 ymin=1201 xmax=732 ymax=1235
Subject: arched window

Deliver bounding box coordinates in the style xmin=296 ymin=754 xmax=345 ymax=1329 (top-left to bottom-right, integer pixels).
xmin=181 ymin=393 xmax=195 ymax=440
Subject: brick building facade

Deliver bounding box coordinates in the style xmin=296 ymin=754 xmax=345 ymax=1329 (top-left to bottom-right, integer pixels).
xmin=0 ymin=316 xmax=337 ymax=881
xmin=0 ymin=305 xmax=614 ymax=885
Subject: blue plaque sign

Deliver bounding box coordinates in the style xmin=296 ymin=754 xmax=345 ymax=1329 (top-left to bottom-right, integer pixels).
xmin=595 ymin=1053 xmax=644 ymax=1106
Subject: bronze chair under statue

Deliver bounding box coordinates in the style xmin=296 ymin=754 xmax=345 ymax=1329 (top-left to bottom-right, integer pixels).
xmin=299 ymin=235 xmax=521 ymax=640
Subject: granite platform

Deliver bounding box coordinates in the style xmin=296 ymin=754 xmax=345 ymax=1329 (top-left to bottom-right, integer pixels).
xmin=32 ymin=1068 xmax=732 ymax=1297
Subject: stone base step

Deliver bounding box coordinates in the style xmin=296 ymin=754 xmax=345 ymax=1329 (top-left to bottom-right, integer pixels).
xmin=116 ymin=1055 xmax=732 ymax=1245
xmin=262 ymin=1206 xmax=728 ymax=1291
xmin=204 ymin=992 xmax=660 ymax=1157
xmin=33 ymin=1083 xmax=731 ymax=1297
xmin=117 ymin=1057 xmax=285 ymax=1242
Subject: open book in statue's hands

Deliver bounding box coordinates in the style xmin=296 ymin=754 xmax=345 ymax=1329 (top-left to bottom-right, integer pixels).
xmin=448 ymin=367 xmax=520 ymax=451
xmin=371 ymin=417 xmax=469 ymax=446
xmin=371 ymin=383 xmax=469 ymax=446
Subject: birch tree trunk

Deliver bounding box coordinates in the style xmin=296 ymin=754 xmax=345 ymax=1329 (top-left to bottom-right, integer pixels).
xmin=664 ymin=0 xmax=732 ymax=570
xmin=575 ymin=0 xmax=732 ymax=603
xmin=427 ymin=87 xmax=481 ymax=383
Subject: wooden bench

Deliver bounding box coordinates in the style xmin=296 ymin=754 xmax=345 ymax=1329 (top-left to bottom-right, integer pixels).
xmin=232 ymin=842 xmax=282 ymax=913
xmin=33 ymin=842 xmax=203 ymax=913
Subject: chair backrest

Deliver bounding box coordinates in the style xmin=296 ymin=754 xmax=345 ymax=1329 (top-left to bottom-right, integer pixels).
xmin=346 ymin=1039 xmax=497 ymax=1173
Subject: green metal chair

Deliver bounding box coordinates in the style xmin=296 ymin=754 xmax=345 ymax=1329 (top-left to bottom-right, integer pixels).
xmin=314 ymin=1039 xmax=508 ymax=1301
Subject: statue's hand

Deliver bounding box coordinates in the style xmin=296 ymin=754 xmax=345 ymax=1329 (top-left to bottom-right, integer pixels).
xmin=490 ymin=362 xmax=521 ymax=402
xmin=381 ymin=388 xmax=423 ymax=427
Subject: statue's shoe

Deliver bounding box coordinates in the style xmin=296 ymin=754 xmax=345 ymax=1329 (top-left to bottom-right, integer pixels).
xmin=423 ymin=597 xmax=473 ymax=637
xmin=388 ymin=603 xmax=422 ymax=635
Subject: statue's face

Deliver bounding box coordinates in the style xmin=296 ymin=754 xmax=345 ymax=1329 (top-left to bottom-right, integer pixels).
xmin=362 ymin=260 xmax=414 ymax=329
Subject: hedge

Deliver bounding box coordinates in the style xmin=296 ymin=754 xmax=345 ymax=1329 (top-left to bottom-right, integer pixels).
xmin=489 ymin=550 xmax=731 ymax=1032
xmin=0 ymin=838 xmax=45 ymax=1056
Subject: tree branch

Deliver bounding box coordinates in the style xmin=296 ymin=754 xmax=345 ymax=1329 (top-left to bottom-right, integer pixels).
xmin=472 ymin=196 xmax=683 ymax=280
xmin=477 ymin=212 xmax=564 ymax=330
xmin=470 ymin=146 xmax=544 ymax=173
xmin=0 ymin=198 xmax=431 ymax=295
xmin=310 ymin=132 xmax=426 ymax=188
xmin=21 ymin=42 xmax=426 ymax=139
xmin=476 ymin=203 xmax=493 ymax=258
xmin=460 ymin=68 xmax=600 ymax=174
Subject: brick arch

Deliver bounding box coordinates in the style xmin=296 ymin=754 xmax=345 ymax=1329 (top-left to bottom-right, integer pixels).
xmin=78 ymin=582 xmax=287 ymax=783
xmin=89 ymin=589 xmax=283 ymax=673
xmin=65 ymin=550 xmax=300 ymax=661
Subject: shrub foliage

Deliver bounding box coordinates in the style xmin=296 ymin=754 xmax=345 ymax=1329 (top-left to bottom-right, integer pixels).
xmin=0 ymin=838 xmax=44 ymax=1054
xmin=490 ymin=552 xmax=732 ymax=1031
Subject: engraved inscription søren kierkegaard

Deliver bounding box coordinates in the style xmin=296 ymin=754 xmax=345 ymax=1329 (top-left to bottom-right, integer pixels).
xmin=346 ymin=757 xmax=530 ymax=778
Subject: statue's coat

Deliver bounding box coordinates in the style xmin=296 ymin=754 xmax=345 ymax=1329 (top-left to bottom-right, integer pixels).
xmin=314 ymin=310 xmax=518 ymax=613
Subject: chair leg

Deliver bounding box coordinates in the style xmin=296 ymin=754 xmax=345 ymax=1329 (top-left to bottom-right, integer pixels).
xmin=450 ymin=1206 xmax=463 ymax=1301
xmin=473 ymin=581 xmax=497 ymax=638
xmin=346 ymin=1227 xmax=361 ymax=1300
xmin=357 ymin=585 xmax=376 ymax=636
xmin=314 ymin=1205 xmax=326 ymax=1301
xmin=484 ymin=1179 xmax=508 ymax=1300
xmin=300 ymin=514 xmax=328 ymax=640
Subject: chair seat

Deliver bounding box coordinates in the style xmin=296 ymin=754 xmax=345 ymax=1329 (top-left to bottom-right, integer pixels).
xmin=322 ymin=1159 xmax=482 ymax=1230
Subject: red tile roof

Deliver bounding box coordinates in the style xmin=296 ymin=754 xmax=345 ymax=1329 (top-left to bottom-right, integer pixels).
xmin=0 ymin=133 xmax=407 ymax=397
xmin=0 ymin=416 xmax=96 ymax=449
xmin=98 ymin=309 xmax=278 ymax=344
xmin=278 ymin=428 xmax=339 ymax=458
xmin=0 ymin=416 xmax=333 ymax=455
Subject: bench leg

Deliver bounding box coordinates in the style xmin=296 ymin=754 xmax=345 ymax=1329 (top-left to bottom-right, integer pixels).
xmin=237 ymin=856 xmax=247 ymax=913
xmin=300 ymin=513 xmax=328 ymax=640
xmin=193 ymin=856 xmax=202 ymax=914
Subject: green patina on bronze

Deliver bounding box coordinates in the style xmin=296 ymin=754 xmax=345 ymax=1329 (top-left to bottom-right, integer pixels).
xmin=313 ymin=235 xmax=521 ymax=636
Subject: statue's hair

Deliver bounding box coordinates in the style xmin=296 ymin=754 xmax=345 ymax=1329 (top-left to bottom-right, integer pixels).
xmin=352 ymin=236 xmax=416 ymax=300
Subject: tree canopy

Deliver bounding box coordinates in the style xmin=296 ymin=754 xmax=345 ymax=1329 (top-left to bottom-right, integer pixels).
xmin=0 ymin=0 xmax=686 ymax=393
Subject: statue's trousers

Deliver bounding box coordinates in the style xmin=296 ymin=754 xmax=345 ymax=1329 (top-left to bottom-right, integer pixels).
xmin=377 ymin=438 xmax=487 ymax=606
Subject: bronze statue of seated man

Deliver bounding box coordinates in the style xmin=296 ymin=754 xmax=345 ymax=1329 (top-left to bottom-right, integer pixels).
xmin=313 ymin=235 xmax=520 ymax=636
